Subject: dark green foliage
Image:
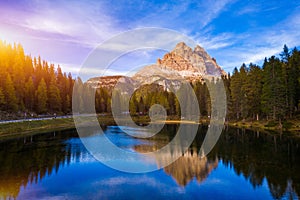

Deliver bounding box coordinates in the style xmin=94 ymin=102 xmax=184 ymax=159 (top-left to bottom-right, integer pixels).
xmin=4 ymin=74 xmax=18 ymax=111
xmin=1 ymin=40 xmax=299 ymax=122
xmin=48 ymin=77 xmax=62 ymax=112
xmin=227 ymin=45 xmax=300 ymax=122
xmin=261 ymin=56 xmax=286 ymax=120
xmin=35 ymin=78 xmax=48 ymax=114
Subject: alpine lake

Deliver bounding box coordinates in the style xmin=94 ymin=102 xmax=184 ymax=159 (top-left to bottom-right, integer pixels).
xmin=0 ymin=123 xmax=299 ymax=200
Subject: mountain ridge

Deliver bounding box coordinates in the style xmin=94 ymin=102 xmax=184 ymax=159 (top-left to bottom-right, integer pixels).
xmin=88 ymin=42 xmax=226 ymax=89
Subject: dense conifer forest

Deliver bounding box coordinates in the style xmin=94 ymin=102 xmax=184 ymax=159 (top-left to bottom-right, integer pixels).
xmin=1 ymin=41 xmax=299 ymax=123
xmin=0 ymin=40 xmax=74 ymax=118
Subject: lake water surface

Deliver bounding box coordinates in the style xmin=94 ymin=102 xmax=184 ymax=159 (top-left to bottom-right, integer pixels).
xmin=0 ymin=125 xmax=299 ymax=200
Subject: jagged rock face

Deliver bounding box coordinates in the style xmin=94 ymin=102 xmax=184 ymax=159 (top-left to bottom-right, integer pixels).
xmin=164 ymin=151 xmax=219 ymax=186
xmin=134 ymin=143 xmax=219 ymax=186
xmin=87 ymin=42 xmax=226 ymax=90
xmin=86 ymin=75 xmax=125 ymax=88
xmin=86 ymin=75 xmax=136 ymax=94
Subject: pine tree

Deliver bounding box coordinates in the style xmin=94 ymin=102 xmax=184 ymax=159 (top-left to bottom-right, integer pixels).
xmin=245 ymin=64 xmax=263 ymax=120
xmin=12 ymin=44 xmax=26 ymax=110
xmin=290 ymin=48 xmax=300 ymax=111
xmin=4 ymin=74 xmax=18 ymax=111
xmin=230 ymin=67 xmax=242 ymax=119
xmin=48 ymin=76 xmax=62 ymax=112
xmin=129 ymin=93 xmax=138 ymax=115
xmin=72 ymin=77 xmax=84 ymax=113
xmin=112 ymin=89 xmax=122 ymax=116
xmin=261 ymin=56 xmax=286 ymax=120
xmin=222 ymin=74 xmax=232 ymax=120
xmin=24 ymin=76 xmax=35 ymax=111
xmin=0 ymin=87 xmax=6 ymax=108
xmin=65 ymin=95 xmax=71 ymax=114
xmin=35 ymin=78 xmax=48 ymax=114
xmin=239 ymin=64 xmax=248 ymax=119
xmin=285 ymin=47 xmax=299 ymax=117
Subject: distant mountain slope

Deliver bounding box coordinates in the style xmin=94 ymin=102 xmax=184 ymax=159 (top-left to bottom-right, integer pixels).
xmin=87 ymin=42 xmax=226 ymax=89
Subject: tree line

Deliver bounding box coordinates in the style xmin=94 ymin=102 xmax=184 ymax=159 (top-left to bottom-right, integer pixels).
xmin=74 ymin=45 xmax=300 ymax=123
xmin=225 ymin=45 xmax=300 ymax=122
xmin=74 ymin=75 xmax=222 ymax=119
xmin=1 ymin=40 xmax=299 ymax=122
xmin=0 ymin=40 xmax=74 ymax=117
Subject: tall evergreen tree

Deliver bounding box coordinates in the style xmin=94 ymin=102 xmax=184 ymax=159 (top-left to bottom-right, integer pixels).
xmin=239 ymin=64 xmax=248 ymax=119
xmin=129 ymin=93 xmax=138 ymax=115
xmin=4 ymin=74 xmax=18 ymax=111
xmin=48 ymin=77 xmax=62 ymax=112
xmin=244 ymin=63 xmax=263 ymax=120
xmin=285 ymin=46 xmax=299 ymax=117
xmin=0 ymin=87 xmax=6 ymax=109
xmin=24 ymin=76 xmax=35 ymax=111
xmin=261 ymin=56 xmax=286 ymax=121
xmin=35 ymin=78 xmax=48 ymax=114
xmin=230 ymin=67 xmax=242 ymax=119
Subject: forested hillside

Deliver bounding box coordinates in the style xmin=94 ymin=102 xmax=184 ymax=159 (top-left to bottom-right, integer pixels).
xmin=226 ymin=45 xmax=300 ymax=122
xmin=0 ymin=41 xmax=74 ymax=118
xmin=1 ymin=40 xmax=299 ymax=124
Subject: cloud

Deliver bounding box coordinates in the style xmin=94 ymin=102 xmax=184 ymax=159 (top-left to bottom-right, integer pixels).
xmin=236 ymin=5 xmax=260 ymax=16
xmin=195 ymin=32 xmax=236 ymax=50
xmin=0 ymin=1 xmax=121 ymax=47
xmin=236 ymin=7 xmax=257 ymax=15
xmin=204 ymin=8 xmax=300 ymax=72
xmin=199 ymin=0 xmax=237 ymax=28
xmin=1 ymin=0 xmax=299 ymax=76
xmin=0 ymin=0 xmax=128 ymax=75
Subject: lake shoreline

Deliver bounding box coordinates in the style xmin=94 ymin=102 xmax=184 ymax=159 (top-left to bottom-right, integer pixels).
xmin=227 ymin=119 xmax=300 ymax=135
xmin=1 ymin=115 xmax=299 ymax=140
xmin=0 ymin=118 xmax=76 ymax=140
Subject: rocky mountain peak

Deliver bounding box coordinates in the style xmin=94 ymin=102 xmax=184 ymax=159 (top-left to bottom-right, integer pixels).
xmin=88 ymin=42 xmax=226 ymax=90
xmin=193 ymin=45 xmax=211 ymax=61
xmin=171 ymin=42 xmax=193 ymax=55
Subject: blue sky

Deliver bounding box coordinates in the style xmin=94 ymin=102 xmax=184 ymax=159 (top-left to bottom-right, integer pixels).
xmin=0 ymin=0 xmax=300 ymax=75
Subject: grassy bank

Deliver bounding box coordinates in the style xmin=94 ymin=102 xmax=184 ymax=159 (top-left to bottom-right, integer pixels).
xmin=1 ymin=114 xmax=299 ymax=140
xmin=0 ymin=118 xmax=76 ymax=139
xmin=228 ymin=118 xmax=300 ymax=134
xmin=0 ymin=115 xmax=151 ymax=139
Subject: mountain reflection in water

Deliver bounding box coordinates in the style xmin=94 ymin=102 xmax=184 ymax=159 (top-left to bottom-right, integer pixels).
xmin=164 ymin=149 xmax=218 ymax=186
xmin=0 ymin=125 xmax=299 ymax=199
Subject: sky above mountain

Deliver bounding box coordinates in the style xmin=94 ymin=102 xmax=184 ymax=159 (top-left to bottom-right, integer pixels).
xmin=1 ymin=0 xmax=300 ymax=75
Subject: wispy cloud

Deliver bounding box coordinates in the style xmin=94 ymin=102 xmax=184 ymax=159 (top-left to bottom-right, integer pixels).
xmin=0 ymin=1 xmax=121 ymax=47
xmin=1 ymin=0 xmax=299 ymax=75
xmin=0 ymin=0 xmax=126 ymax=74
xmin=199 ymin=0 xmax=237 ymax=28
xmin=236 ymin=5 xmax=260 ymax=16
xmin=211 ymin=10 xmax=300 ymax=71
xmin=195 ymin=32 xmax=236 ymax=50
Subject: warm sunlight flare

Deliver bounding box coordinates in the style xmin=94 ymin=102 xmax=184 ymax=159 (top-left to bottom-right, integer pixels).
xmin=0 ymin=0 xmax=299 ymax=199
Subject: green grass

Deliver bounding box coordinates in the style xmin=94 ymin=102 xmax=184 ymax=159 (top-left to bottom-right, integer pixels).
xmin=0 ymin=118 xmax=75 ymax=139
xmin=1 ymin=114 xmax=299 ymax=140
xmin=228 ymin=119 xmax=300 ymax=136
xmin=0 ymin=115 xmax=152 ymax=140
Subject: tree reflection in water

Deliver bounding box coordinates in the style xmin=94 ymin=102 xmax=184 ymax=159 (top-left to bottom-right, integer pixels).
xmin=0 ymin=125 xmax=299 ymax=199
xmin=135 ymin=125 xmax=300 ymax=198
xmin=0 ymin=129 xmax=83 ymax=199
xmin=207 ymin=126 xmax=300 ymax=199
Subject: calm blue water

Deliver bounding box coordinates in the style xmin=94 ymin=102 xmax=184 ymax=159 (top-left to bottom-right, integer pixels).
xmin=0 ymin=125 xmax=299 ymax=199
